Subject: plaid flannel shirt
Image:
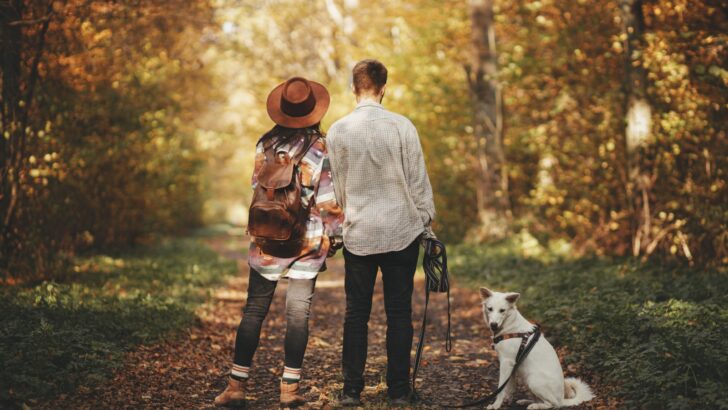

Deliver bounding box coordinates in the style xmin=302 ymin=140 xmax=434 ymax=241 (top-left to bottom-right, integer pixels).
xmin=248 ymin=133 xmax=344 ymax=281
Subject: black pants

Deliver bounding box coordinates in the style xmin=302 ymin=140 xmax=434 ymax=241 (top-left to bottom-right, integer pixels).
xmin=342 ymin=239 xmax=419 ymax=399
xmin=233 ymin=268 xmax=316 ymax=369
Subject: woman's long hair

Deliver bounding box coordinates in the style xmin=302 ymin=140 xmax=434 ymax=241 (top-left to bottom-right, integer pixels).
xmin=259 ymin=123 xmax=323 ymax=153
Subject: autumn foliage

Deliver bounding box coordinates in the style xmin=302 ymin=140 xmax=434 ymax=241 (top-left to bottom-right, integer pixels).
xmin=1 ymin=0 xmax=726 ymax=278
xmin=1 ymin=1 xmax=214 ymax=277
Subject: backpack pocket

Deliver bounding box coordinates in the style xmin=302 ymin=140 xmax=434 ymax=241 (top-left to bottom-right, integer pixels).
xmin=248 ymin=201 xmax=295 ymax=241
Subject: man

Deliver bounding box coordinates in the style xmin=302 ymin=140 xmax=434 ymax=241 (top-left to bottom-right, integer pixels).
xmin=327 ymin=59 xmax=436 ymax=406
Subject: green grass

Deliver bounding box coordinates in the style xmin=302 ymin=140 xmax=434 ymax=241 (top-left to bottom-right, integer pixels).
xmin=449 ymin=237 xmax=728 ymax=410
xmin=0 ymin=237 xmax=237 ymax=408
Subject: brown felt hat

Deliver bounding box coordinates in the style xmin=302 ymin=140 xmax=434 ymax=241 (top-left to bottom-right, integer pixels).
xmin=266 ymin=77 xmax=330 ymax=128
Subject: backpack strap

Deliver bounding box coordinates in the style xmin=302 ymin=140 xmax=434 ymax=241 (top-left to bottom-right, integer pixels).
xmin=262 ymin=133 xmax=320 ymax=166
xmin=258 ymin=135 xmax=320 ymax=192
xmin=292 ymin=134 xmax=320 ymax=165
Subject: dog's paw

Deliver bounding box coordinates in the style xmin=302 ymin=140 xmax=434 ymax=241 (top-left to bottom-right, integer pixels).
xmin=486 ymin=404 xmax=501 ymax=410
xmin=517 ymin=399 xmax=534 ymax=406
xmin=527 ymin=403 xmax=552 ymax=410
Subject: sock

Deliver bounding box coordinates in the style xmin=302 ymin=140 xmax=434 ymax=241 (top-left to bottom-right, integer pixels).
xmin=231 ymin=364 xmax=250 ymax=381
xmin=282 ymin=366 xmax=301 ymax=384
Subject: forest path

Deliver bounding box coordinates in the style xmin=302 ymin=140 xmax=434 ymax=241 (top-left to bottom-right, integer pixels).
xmin=43 ymin=233 xmax=604 ymax=409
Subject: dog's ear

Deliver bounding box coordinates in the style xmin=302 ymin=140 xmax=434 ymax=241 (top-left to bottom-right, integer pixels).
xmin=479 ymin=287 xmax=493 ymax=300
xmin=505 ymin=292 xmax=520 ymax=304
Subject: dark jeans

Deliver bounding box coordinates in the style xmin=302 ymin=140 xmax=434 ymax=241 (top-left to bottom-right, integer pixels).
xmin=342 ymin=239 xmax=419 ymax=399
xmin=234 ymin=268 xmax=316 ymax=369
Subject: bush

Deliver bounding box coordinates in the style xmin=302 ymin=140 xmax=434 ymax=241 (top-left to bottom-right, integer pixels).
xmin=449 ymin=240 xmax=728 ymax=409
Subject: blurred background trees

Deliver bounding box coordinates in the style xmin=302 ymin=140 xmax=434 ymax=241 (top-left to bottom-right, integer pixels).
xmin=1 ymin=0 xmax=726 ymax=278
xmin=1 ymin=0 xmax=215 ymax=277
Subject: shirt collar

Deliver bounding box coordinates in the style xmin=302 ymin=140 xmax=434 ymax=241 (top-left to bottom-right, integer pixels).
xmin=355 ymin=100 xmax=384 ymax=110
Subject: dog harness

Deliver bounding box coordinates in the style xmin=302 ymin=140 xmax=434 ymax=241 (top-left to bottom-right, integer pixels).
xmin=492 ymin=324 xmax=540 ymax=350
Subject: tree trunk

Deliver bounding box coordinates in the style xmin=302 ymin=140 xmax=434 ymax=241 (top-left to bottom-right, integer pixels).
xmin=467 ymin=0 xmax=510 ymax=239
xmin=620 ymin=0 xmax=653 ymax=257
xmin=0 ymin=0 xmax=52 ymax=272
xmin=0 ymin=0 xmax=24 ymax=271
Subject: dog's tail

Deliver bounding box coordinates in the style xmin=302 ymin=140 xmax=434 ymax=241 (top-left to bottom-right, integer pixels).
xmin=561 ymin=377 xmax=594 ymax=406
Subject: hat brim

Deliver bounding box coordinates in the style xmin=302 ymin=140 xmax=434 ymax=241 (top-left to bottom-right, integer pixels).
xmin=266 ymin=80 xmax=330 ymax=128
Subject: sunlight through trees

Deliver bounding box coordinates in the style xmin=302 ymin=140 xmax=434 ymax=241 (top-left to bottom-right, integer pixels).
xmin=1 ymin=0 xmax=726 ymax=278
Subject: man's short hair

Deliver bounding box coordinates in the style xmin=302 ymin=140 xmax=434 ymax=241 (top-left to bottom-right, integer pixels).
xmin=352 ymin=59 xmax=388 ymax=95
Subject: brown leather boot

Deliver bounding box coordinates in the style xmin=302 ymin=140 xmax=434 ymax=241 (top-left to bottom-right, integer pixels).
xmin=280 ymin=380 xmax=306 ymax=408
xmin=214 ymin=377 xmax=246 ymax=408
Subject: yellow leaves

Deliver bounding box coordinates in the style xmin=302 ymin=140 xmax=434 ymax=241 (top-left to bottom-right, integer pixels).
xmin=93 ymin=29 xmax=112 ymax=43
xmin=525 ymin=1 xmax=543 ymax=12
xmin=535 ymin=15 xmax=551 ymax=27
xmin=547 ymin=196 xmax=564 ymax=205
xmin=81 ymin=20 xmax=93 ymax=35
xmin=512 ymin=44 xmax=525 ymax=60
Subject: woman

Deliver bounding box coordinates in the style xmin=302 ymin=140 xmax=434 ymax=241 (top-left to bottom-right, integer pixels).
xmin=215 ymin=77 xmax=344 ymax=408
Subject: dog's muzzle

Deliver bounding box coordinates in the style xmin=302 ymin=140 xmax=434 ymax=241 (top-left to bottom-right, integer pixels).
xmin=490 ymin=322 xmax=499 ymax=331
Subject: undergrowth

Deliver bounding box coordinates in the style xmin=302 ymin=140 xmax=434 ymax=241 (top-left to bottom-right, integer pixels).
xmin=449 ymin=238 xmax=728 ymax=410
xmin=0 ymin=237 xmax=237 ymax=408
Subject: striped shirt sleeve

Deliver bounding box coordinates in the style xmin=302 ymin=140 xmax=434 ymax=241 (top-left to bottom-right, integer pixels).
xmin=315 ymin=142 xmax=344 ymax=238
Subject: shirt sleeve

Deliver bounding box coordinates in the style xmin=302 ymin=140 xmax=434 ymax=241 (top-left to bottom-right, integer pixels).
xmin=315 ymin=142 xmax=344 ymax=238
xmin=251 ymin=141 xmax=264 ymax=190
xmin=326 ymin=126 xmax=345 ymax=210
xmin=403 ymin=122 xmax=436 ymax=227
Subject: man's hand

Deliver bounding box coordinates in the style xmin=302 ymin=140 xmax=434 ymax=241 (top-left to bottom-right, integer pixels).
xmin=420 ymin=226 xmax=437 ymax=246
xmin=328 ymin=235 xmax=344 ymax=257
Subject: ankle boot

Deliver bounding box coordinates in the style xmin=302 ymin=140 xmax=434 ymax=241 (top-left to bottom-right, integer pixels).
xmin=280 ymin=380 xmax=306 ymax=407
xmin=214 ymin=377 xmax=246 ymax=408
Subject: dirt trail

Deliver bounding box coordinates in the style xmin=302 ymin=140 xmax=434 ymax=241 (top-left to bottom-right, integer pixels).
xmin=44 ymin=234 xmax=607 ymax=409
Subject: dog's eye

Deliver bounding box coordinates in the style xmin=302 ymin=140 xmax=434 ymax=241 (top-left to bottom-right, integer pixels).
xmin=499 ymin=309 xmax=505 ymax=313
xmin=487 ymin=307 xmax=493 ymax=312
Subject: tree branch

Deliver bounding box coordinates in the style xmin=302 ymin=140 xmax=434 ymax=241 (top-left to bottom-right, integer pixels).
xmin=7 ymin=16 xmax=51 ymax=26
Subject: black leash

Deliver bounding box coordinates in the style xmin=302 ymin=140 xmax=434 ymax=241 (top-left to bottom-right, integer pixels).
xmin=411 ymin=238 xmax=451 ymax=403
xmin=412 ymin=238 xmax=542 ymax=408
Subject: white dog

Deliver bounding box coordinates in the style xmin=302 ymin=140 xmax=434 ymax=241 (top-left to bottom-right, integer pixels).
xmin=479 ymin=287 xmax=593 ymax=409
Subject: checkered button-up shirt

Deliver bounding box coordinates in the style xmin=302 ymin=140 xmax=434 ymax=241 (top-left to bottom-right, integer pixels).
xmin=327 ymin=100 xmax=436 ymax=256
xmin=248 ymin=134 xmax=344 ymax=281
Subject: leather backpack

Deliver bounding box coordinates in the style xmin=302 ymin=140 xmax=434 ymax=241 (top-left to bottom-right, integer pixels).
xmin=248 ymin=137 xmax=318 ymax=257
